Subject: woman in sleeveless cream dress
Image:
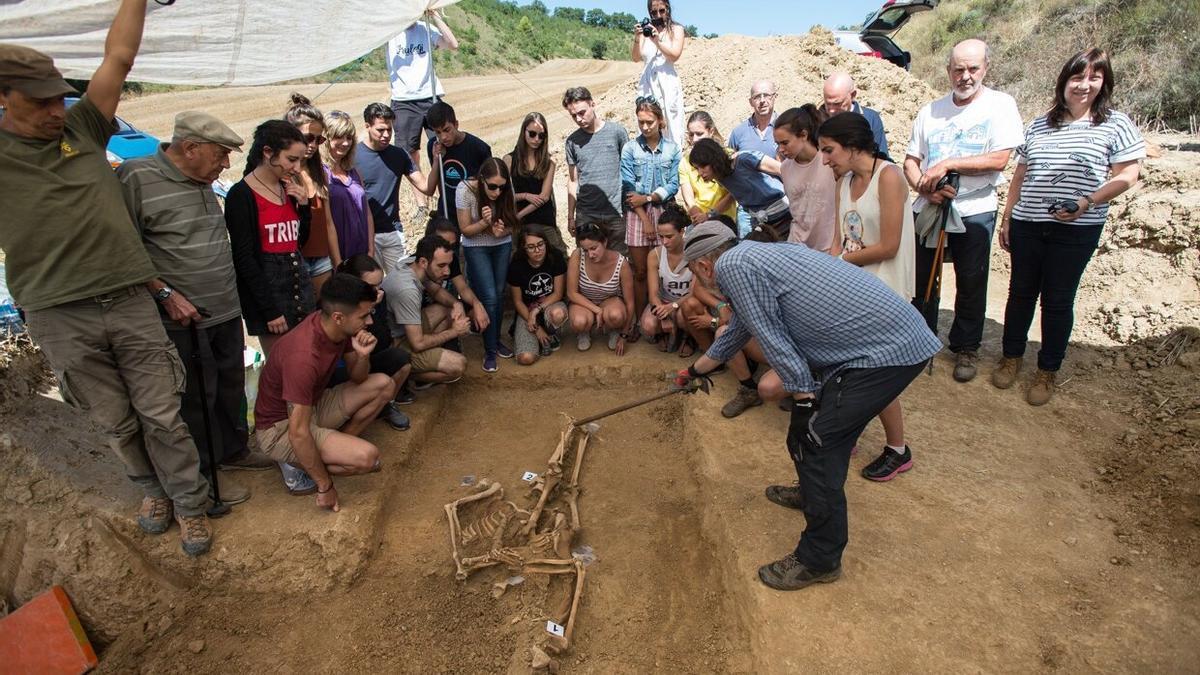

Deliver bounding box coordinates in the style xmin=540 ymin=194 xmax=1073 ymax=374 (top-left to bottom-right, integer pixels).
xmin=633 ymin=0 xmax=686 ymax=144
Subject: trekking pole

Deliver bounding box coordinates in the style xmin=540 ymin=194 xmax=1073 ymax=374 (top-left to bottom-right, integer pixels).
xmin=187 ymin=308 xmax=227 ymax=516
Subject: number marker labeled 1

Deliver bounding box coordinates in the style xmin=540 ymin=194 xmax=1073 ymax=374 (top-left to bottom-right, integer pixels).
xmin=545 ymin=620 xmax=565 ymax=637
xmin=522 ymin=471 xmax=538 ymax=482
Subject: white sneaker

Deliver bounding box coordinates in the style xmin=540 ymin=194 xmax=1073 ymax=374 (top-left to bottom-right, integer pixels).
xmin=577 ymin=332 xmax=592 ymax=351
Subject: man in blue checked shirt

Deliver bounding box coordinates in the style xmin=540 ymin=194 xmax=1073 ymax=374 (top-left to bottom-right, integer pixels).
xmin=674 ymin=222 xmax=941 ymax=591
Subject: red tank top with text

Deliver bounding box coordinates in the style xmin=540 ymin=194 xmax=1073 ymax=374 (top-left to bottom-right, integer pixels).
xmin=253 ymin=190 xmax=302 ymax=254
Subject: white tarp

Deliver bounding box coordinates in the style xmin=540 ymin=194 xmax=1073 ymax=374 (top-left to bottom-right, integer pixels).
xmin=0 ymin=0 xmax=459 ymax=86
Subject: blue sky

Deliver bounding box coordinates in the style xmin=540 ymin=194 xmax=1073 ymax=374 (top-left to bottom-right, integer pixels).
xmin=540 ymin=0 xmax=888 ymax=37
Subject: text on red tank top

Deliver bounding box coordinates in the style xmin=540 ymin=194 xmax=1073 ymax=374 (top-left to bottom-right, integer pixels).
xmin=253 ymin=190 xmax=302 ymax=254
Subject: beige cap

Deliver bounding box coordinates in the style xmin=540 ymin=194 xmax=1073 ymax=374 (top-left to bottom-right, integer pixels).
xmin=173 ymin=111 xmax=244 ymax=151
xmin=0 ymin=44 xmax=77 ymax=98
xmin=683 ymin=220 xmax=737 ymax=262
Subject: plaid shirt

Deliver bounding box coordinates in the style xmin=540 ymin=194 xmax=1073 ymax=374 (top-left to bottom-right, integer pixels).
xmin=707 ymin=242 xmax=942 ymax=393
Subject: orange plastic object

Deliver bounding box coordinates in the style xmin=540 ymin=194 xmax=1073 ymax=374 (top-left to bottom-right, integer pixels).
xmin=0 ymin=585 xmax=98 ymax=674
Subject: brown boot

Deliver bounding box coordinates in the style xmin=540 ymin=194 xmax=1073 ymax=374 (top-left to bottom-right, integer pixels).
xmin=176 ymin=513 xmax=213 ymax=557
xmin=137 ymin=496 xmax=173 ymax=535
xmin=1027 ymin=369 xmax=1057 ymax=406
xmin=991 ymin=356 xmax=1023 ymax=390
xmin=721 ymin=384 xmax=763 ymax=418
xmin=952 ymin=350 xmax=979 ymax=382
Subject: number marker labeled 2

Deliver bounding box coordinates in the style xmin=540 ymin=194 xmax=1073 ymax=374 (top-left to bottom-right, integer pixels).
xmin=522 ymin=471 xmax=538 ymax=482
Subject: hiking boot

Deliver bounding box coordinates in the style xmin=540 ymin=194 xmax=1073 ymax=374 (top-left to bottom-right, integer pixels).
xmin=219 ymin=448 xmax=275 ymax=471
xmin=952 ymin=350 xmax=979 ymax=383
xmin=765 ymin=483 xmax=804 ymax=510
xmin=279 ymin=461 xmax=317 ymax=496
xmin=757 ymin=553 xmax=841 ymax=591
xmin=176 ymin=513 xmax=213 ymax=557
xmin=380 ymin=401 xmax=411 ymax=430
xmin=861 ymin=446 xmax=914 ymax=482
xmin=577 ymin=332 xmax=592 ymax=351
xmin=137 ymin=496 xmax=173 ymax=535
xmin=1027 ymin=369 xmax=1057 ymax=406
xmin=721 ymin=385 xmax=763 ymax=418
xmin=990 ymin=356 xmax=1023 ymax=390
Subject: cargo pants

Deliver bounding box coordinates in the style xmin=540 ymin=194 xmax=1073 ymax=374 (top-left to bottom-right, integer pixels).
xmin=25 ymin=286 xmax=211 ymax=516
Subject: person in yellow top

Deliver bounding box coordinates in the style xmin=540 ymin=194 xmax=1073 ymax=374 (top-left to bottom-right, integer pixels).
xmin=678 ymin=111 xmax=736 ymax=226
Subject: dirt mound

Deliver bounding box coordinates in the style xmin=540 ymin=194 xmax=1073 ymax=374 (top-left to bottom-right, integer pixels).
xmin=0 ymin=335 xmax=51 ymax=415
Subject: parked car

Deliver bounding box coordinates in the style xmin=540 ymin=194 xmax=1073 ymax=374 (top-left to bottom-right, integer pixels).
xmin=64 ymin=97 xmax=161 ymax=166
xmin=834 ymin=0 xmax=938 ymax=71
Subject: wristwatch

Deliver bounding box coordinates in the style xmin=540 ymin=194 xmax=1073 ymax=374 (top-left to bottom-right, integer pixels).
xmin=671 ymin=301 xmax=679 ymax=310
xmin=154 ymin=286 xmax=174 ymax=303
xmin=710 ymin=316 xmax=719 ymax=329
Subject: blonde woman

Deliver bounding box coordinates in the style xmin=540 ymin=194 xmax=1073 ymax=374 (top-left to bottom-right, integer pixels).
xmin=322 ymin=110 xmax=374 ymax=260
xmin=285 ymin=93 xmax=339 ymax=294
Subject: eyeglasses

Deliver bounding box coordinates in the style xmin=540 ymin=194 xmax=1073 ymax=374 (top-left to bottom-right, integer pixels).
xmin=751 ymin=93 xmax=776 ymax=102
xmin=303 ymin=133 xmax=326 ymax=145
xmin=636 ymin=95 xmax=659 ymax=106
xmin=524 ymin=241 xmax=546 ymax=251
xmin=484 ymin=181 xmax=507 ymax=191
xmin=526 ymin=129 xmax=547 ymax=140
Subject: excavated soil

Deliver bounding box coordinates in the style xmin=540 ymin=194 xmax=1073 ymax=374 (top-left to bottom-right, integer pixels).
xmin=2 ymin=30 xmax=1199 ymax=673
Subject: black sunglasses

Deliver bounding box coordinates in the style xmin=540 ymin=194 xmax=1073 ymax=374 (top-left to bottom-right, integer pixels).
xmin=484 ymin=181 xmax=507 ymax=191
xmin=526 ymin=129 xmax=547 ymax=140
xmin=303 ymin=133 xmax=326 ymax=145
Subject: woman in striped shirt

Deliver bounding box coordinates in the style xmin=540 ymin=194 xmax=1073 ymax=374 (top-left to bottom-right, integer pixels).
xmin=995 ymin=48 xmax=1144 ymax=406
xmin=566 ymin=223 xmax=635 ymax=355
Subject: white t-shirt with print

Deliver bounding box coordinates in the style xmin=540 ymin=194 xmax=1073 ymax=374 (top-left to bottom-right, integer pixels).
xmin=906 ymin=87 xmax=1025 ymax=217
xmin=388 ymin=23 xmax=444 ymax=101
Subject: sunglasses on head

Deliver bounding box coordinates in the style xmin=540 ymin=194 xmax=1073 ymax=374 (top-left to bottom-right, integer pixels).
xmin=303 ymin=133 xmax=326 ymax=145
xmin=526 ymin=129 xmax=547 ymax=140
xmin=635 ymin=95 xmax=659 ymax=106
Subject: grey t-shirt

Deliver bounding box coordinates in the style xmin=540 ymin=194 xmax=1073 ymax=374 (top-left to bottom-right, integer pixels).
xmin=565 ymin=121 xmax=627 ymax=221
xmin=381 ymin=259 xmax=424 ymax=338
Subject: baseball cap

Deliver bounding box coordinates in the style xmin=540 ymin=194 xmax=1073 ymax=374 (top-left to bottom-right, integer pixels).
xmin=0 ymin=44 xmax=77 ymax=98
xmin=173 ymin=111 xmax=244 ymax=152
xmin=683 ymin=220 xmax=737 ymax=262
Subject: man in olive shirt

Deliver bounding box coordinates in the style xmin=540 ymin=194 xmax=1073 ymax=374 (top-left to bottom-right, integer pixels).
xmin=118 ymin=111 xmax=275 ymax=508
xmin=0 ymin=1 xmax=215 ymax=557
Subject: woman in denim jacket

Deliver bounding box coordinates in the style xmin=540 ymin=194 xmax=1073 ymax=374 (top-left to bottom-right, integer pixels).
xmin=620 ymin=97 xmax=681 ymax=337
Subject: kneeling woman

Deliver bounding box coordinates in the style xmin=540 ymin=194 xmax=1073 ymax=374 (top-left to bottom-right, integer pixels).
xmin=641 ymin=204 xmax=693 ymax=354
xmin=507 ymin=226 xmax=568 ymax=365
xmin=566 ymin=224 xmax=635 ymax=355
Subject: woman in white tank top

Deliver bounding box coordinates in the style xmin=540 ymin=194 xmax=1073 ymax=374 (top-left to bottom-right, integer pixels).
xmin=819 ymin=112 xmax=919 ymax=483
xmin=640 ymin=205 xmax=693 ymax=353
xmin=566 ymin=224 xmax=635 ymax=355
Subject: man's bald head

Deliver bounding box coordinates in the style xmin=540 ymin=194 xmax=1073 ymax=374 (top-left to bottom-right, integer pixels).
xmin=823 ymin=72 xmax=857 ymax=115
xmin=946 ymin=39 xmax=991 ymax=103
xmin=749 ymin=79 xmax=777 ymax=117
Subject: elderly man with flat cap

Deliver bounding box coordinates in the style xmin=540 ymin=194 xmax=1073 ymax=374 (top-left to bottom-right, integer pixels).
xmin=674 ymin=222 xmax=941 ymax=590
xmin=119 ymin=112 xmax=277 ymax=511
xmin=0 ymin=1 xmax=219 ymax=557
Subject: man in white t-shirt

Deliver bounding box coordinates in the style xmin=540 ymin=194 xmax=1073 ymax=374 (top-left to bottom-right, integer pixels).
xmin=388 ymin=10 xmax=459 ymax=213
xmin=903 ymin=38 xmax=1024 ymax=383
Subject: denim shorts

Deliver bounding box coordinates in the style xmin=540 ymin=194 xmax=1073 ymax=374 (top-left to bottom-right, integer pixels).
xmin=305 ymin=256 xmax=333 ymax=277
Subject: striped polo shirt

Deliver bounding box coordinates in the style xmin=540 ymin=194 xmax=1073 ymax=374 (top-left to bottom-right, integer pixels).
xmin=1013 ymin=111 xmax=1145 ymax=227
xmin=117 ymin=147 xmax=241 ymax=329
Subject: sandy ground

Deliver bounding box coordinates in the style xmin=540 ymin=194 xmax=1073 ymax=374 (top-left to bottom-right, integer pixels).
xmin=2 ymin=32 xmax=1199 ymax=674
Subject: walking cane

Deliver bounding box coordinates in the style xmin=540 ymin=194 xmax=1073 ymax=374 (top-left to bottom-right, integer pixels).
xmin=422 ymin=10 xmax=451 ymax=219
xmin=919 ymin=172 xmax=958 ymax=374
xmin=188 ymin=308 xmax=228 ymax=517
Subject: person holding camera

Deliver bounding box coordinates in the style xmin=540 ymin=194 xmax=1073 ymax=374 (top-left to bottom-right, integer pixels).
xmin=904 ymin=39 xmax=1024 ymax=383
xmin=632 ymin=0 xmax=686 ymax=144
xmin=994 ymin=48 xmax=1143 ymax=406
xmin=821 ymin=112 xmax=919 ymax=483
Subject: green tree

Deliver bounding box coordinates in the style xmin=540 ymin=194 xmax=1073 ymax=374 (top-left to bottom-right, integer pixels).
xmin=585 ymin=8 xmax=610 ymax=28
xmin=684 ymin=24 xmax=698 ymax=38
xmin=526 ymin=0 xmax=547 ymax=14
xmin=517 ymin=15 xmax=533 ymax=34
xmin=553 ymin=6 xmax=584 ymax=22
xmin=591 ymin=40 xmax=608 ymax=60
xmin=703 ymin=32 xmax=718 ymax=39
xmin=609 ymin=11 xmax=637 ymax=32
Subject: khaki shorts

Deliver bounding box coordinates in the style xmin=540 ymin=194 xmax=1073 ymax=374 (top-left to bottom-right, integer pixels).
xmin=399 ymin=305 xmax=447 ymax=374
xmin=257 ymin=383 xmax=351 ymax=464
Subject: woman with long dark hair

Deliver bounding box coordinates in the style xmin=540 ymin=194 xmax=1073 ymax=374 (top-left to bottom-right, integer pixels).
xmin=455 ymin=157 xmax=519 ymax=372
xmin=689 ymin=137 xmax=788 ymax=239
xmin=679 ymin=111 xmax=735 ymax=225
xmin=507 ymin=226 xmax=568 ymax=365
xmin=995 ymin=48 xmax=1143 ymax=406
xmin=819 ymin=111 xmax=917 ymax=483
xmin=225 ymin=120 xmax=313 ymax=356
xmin=566 ymin=224 xmax=635 ymax=355
xmin=775 ymin=104 xmax=837 ymax=251
xmin=504 ymin=113 xmax=563 ymax=253
xmin=632 ymin=0 xmax=686 ymax=142
xmin=285 ymin=93 xmax=339 ymax=295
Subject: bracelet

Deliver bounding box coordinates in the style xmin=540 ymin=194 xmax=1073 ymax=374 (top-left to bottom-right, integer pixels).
xmin=317 ymin=484 xmax=333 ymax=494
xmin=1083 ymin=194 xmax=1096 ymax=210
xmin=709 ymin=316 xmax=719 ymax=329
xmin=715 ymin=301 xmax=729 ymax=312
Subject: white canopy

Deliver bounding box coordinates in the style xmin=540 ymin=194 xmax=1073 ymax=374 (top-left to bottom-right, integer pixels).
xmin=0 ymin=0 xmax=459 ymax=86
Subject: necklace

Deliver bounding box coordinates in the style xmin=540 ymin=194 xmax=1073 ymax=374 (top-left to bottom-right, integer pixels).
xmin=250 ymin=171 xmax=284 ymax=203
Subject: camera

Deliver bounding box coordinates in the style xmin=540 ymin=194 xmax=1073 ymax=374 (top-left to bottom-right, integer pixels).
xmin=1048 ymin=199 xmax=1079 ymax=214
xmin=637 ymin=17 xmax=664 ymax=37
